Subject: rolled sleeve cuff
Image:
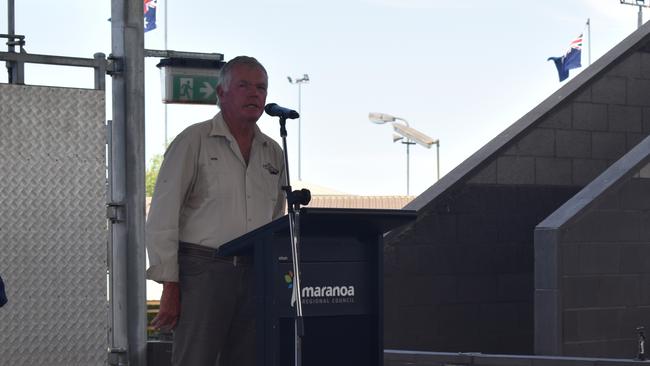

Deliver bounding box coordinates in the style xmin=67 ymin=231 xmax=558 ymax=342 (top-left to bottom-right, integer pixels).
xmin=146 ymin=262 xmax=179 ymax=283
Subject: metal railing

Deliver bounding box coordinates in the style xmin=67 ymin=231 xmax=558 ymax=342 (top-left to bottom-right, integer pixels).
xmin=0 ymin=34 xmax=111 ymax=90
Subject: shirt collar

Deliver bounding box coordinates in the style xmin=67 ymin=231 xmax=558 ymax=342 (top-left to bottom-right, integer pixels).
xmin=209 ymin=112 xmax=270 ymax=148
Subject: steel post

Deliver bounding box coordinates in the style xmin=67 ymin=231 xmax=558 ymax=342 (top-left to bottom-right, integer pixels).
xmin=110 ymin=0 xmax=147 ymax=365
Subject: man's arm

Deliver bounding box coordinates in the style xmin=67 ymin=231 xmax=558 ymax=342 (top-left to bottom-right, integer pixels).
xmin=151 ymin=282 xmax=180 ymax=331
xmin=146 ymin=129 xmax=199 ymax=330
xmin=146 ymin=130 xmax=199 ymax=283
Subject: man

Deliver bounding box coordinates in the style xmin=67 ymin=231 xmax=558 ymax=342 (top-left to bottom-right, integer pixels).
xmin=146 ymin=56 xmax=286 ymax=366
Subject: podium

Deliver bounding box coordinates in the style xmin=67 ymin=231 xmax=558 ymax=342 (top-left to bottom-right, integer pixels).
xmin=218 ymin=207 xmax=416 ymax=366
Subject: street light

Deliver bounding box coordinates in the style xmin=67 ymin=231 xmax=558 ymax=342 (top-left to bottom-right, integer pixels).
xmin=620 ymin=0 xmax=650 ymax=28
xmin=369 ymin=112 xmax=440 ymax=195
xmin=288 ymin=74 xmax=309 ymax=181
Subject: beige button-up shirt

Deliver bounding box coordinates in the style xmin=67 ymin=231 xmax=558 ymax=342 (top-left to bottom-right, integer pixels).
xmin=146 ymin=113 xmax=286 ymax=282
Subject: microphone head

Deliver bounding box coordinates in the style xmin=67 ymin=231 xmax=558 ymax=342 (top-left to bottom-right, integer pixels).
xmin=264 ymin=103 xmax=300 ymax=119
xmin=264 ymin=103 xmax=278 ymax=115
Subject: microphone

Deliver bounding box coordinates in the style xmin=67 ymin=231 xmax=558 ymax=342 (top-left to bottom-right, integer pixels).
xmin=264 ymin=103 xmax=300 ymax=119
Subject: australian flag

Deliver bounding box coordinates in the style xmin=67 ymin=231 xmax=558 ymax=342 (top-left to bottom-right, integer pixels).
xmin=144 ymin=0 xmax=157 ymax=32
xmin=548 ymin=33 xmax=582 ymax=82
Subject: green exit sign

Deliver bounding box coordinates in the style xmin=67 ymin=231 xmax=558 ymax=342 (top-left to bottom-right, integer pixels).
xmin=157 ymin=57 xmax=225 ymax=105
xmin=171 ymin=75 xmax=219 ymax=104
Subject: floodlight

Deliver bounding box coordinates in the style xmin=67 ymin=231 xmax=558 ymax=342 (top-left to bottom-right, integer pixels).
xmin=368 ymin=110 xmax=441 ymax=193
xmin=368 ymin=112 xmax=397 ymax=124
xmin=620 ymin=0 xmax=650 ymax=28
xmin=392 ymin=123 xmax=436 ymax=149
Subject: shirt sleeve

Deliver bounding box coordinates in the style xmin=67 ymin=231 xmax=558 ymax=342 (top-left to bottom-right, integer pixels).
xmin=145 ymin=131 xmax=199 ymax=283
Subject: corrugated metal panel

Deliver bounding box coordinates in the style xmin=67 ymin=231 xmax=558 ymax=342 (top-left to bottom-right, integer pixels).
xmin=307 ymin=195 xmax=414 ymax=209
xmin=0 ymin=84 xmax=106 ymax=366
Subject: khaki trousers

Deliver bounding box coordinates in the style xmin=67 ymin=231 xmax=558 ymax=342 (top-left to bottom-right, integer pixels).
xmin=171 ymin=253 xmax=255 ymax=366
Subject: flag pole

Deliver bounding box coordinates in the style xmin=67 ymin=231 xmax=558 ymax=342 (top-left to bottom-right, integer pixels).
xmin=586 ymin=18 xmax=591 ymax=66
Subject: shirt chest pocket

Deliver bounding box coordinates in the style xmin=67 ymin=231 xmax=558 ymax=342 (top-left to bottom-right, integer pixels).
xmin=249 ymin=160 xmax=282 ymax=206
xmin=262 ymin=170 xmax=281 ymax=202
xmin=259 ymin=169 xmax=281 ymax=217
xmin=197 ymin=159 xmax=239 ymax=199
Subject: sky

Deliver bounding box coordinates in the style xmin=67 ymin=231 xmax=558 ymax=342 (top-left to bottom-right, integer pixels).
xmin=0 ymin=1 xmax=645 ymax=197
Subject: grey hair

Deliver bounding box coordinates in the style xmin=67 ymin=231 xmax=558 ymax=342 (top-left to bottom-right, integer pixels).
xmin=216 ymin=56 xmax=268 ymax=107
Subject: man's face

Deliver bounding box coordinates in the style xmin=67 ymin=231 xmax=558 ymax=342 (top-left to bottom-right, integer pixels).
xmin=218 ymin=64 xmax=268 ymax=124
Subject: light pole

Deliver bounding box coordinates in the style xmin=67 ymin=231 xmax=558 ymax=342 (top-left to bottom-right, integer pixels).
xmin=620 ymin=0 xmax=650 ymax=28
xmin=288 ymin=74 xmax=309 ymax=181
xmin=369 ymin=112 xmax=439 ymax=195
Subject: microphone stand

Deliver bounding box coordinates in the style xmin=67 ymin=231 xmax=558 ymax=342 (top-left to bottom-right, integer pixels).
xmin=276 ymin=115 xmax=311 ymax=366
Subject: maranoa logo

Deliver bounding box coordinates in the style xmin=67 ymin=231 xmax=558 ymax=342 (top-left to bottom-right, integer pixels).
xmin=302 ymin=285 xmax=355 ymax=298
xmin=283 ymin=271 xmax=355 ymax=298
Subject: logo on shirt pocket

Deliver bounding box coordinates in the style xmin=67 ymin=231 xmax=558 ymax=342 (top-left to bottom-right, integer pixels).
xmin=263 ymin=163 xmax=279 ymax=175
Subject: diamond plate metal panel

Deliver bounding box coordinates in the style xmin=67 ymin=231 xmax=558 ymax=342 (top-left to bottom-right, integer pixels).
xmin=0 ymin=84 xmax=106 ymax=366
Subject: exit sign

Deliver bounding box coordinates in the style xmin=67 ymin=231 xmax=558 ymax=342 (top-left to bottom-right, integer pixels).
xmin=171 ymin=75 xmax=219 ymax=104
xmin=157 ymin=57 xmax=225 ymax=105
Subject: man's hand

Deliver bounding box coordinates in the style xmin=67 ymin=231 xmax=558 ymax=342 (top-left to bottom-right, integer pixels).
xmin=151 ymin=281 xmax=180 ymax=332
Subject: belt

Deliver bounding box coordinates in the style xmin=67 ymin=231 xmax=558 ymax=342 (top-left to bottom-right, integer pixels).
xmin=178 ymin=241 xmax=252 ymax=266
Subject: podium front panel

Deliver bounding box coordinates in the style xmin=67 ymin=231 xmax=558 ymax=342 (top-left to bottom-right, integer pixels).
xmin=272 ymin=235 xmax=374 ymax=263
xmin=278 ymin=315 xmax=378 ymax=366
xmin=259 ymin=232 xmax=382 ymax=366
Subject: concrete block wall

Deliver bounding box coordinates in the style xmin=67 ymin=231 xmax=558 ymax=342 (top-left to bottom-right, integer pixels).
xmin=385 ymin=45 xmax=650 ymax=356
xmin=385 ymin=185 xmax=580 ymax=354
xmin=554 ymin=177 xmax=650 ymax=358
